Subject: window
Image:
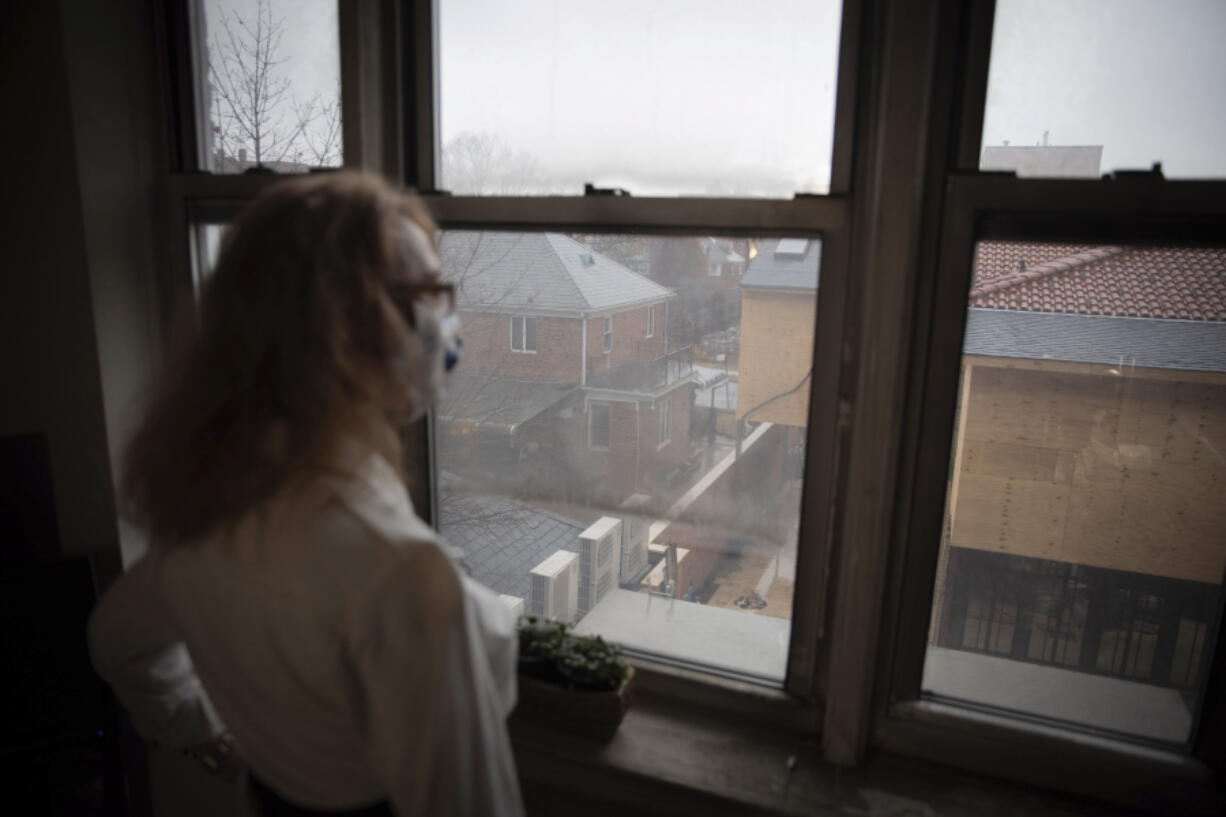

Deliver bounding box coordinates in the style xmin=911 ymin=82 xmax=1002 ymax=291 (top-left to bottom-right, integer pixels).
xmin=588 ymin=402 xmax=610 ymax=451
xmin=920 ymin=240 xmax=1226 ymax=746
xmin=510 ymin=315 xmax=537 ymax=352
xmin=437 ymin=0 xmax=844 ymax=196
xmin=435 ymin=232 xmax=823 ymax=681
xmin=657 ymin=398 xmax=671 ymax=448
xmin=877 ymin=0 xmax=1226 ymax=801
xmin=645 ymin=305 xmax=654 ymax=338
xmin=157 ymin=0 xmax=1226 ymax=809
xmin=980 ymin=0 xmax=1226 ymax=179
xmin=194 ymin=0 xmax=343 ymax=173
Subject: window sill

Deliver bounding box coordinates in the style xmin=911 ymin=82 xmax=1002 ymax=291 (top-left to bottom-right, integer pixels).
xmin=509 ymin=685 xmax=1155 ymax=817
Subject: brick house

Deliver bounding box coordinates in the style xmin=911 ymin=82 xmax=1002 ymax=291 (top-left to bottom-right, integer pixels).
xmin=438 ymin=232 xmax=695 ymax=506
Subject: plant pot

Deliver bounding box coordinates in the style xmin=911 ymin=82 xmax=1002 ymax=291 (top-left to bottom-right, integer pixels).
xmin=512 ymin=666 xmax=635 ymax=741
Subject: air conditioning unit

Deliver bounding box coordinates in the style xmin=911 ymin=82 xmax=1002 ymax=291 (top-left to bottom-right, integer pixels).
xmin=577 ymin=517 xmax=622 ymax=617
xmin=528 ymin=550 xmax=578 ymax=624
xmin=497 ymin=594 xmax=525 ymax=618
xmin=618 ymin=493 xmax=651 ymax=586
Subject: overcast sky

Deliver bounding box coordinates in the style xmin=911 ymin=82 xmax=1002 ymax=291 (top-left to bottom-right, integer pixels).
xmin=207 ymin=0 xmax=1226 ymax=189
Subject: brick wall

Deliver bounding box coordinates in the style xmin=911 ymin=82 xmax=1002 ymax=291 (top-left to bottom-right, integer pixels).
xmin=457 ymin=311 xmax=582 ymax=381
xmin=585 ymin=384 xmax=691 ymax=502
xmin=738 ymin=291 xmax=816 ymax=426
xmin=585 ymin=302 xmax=669 ymax=377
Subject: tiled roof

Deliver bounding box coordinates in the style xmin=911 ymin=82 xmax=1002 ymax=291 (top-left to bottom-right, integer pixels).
xmin=741 ymin=237 xmax=821 ymax=290
xmin=970 ymin=243 xmax=1226 ymax=321
xmin=964 ymin=308 xmax=1226 ymax=373
xmin=439 ymin=232 xmax=673 ymax=314
xmin=439 ymin=474 xmax=584 ymax=600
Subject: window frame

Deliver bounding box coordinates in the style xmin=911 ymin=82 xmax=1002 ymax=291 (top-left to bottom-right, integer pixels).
xmin=645 ymin=305 xmax=654 ymax=339
xmin=403 ymin=0 xmax=861 ymax=715
xmin=878 ymin=176 xmax=1226 ymax=806
xmin=602 ymin=315 xmax=613 ymax=355
xmin=856 ymin=0 xmax=1226 ymax=808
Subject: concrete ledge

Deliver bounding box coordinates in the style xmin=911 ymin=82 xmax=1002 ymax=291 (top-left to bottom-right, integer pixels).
xmin=574 ymin=588 xmax=790 ymax=681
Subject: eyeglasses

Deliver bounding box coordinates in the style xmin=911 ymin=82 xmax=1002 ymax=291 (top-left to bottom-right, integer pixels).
xmin=386 ymin=282 xmax=456 ymax=327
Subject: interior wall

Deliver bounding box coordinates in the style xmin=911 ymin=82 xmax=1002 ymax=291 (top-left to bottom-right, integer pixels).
xmin=59 ymin=0 xmax=166 ymax=566
xmin=0 ymin=0 xmax=119 ymax=559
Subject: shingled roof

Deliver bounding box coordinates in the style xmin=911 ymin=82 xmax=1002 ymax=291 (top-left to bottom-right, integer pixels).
xmin=439 ymin=473 xmax=584 ymax=600
xmin=439 ymin=232 xmax=674 ymax=314
xmin=964 ymin=309 xmax=1226 ymax=374
xmin=741 ymin=237 xmax=821 ymax=291
xmin=970 ymin=243 xmax=1226 ymax=321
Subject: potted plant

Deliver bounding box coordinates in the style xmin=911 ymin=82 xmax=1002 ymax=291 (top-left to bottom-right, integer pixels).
xmin=512 ymin=616 xmax=634 ymax=740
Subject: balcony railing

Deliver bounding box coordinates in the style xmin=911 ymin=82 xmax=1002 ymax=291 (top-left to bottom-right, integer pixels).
xmin=587 ymin=346 xmax=696 ymax=395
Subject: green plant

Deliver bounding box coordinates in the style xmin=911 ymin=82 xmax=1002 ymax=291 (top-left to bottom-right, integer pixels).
xmin=517 ymin=616 xmax=629 ymax=692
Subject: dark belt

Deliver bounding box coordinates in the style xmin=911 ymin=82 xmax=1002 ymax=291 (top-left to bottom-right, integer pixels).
xmin=249 ymin=773 xmax=393 ymax=817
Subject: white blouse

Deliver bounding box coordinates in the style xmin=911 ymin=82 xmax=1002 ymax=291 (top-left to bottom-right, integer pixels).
xmin=89 ymin=449 xmax=524 ymax=816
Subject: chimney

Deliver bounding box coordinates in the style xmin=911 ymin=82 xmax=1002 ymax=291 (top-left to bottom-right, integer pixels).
xmin=239 ymin=147 xmax=247 ymax=163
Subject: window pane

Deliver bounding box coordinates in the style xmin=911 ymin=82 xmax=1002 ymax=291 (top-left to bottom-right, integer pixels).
xmin=924 ymin=240 xmax=1226 ymax=745
xmin=438 ymin=1 xmax=844 ymax=197
xmin=196 ymin=0 xmax=342 ymax=172
xmin=980 ymin=1 xmax=1226 ymax=178
xmin=524 ymin=316 xmax=537 ymax=352
xmin=436 ymin=232 xmax=821 ymax=681
xmin=511 ymin=317 xmax=523 ymax=351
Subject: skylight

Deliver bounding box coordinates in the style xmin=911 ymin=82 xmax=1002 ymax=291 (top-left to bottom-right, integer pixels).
xmin=774 ymin=238 xmax=809 ymax=257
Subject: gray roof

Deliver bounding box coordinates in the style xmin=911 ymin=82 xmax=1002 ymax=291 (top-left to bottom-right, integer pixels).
xmin=964 ymin=308 xmax=1226 ymax=373
xmin=693 ymin=365 xmax=738 ymax=412
xmin=439 ymin=232 xmax=674 ymax=314
xmin=440 ymin=373 xmax=577 ymax=434
xmin=439 ymin=476 xmax=584 ymax=599
xmin=741 ymin=237 xmax=821 ymax=290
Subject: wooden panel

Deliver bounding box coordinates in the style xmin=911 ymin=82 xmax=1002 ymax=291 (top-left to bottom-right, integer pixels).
xmin=952 ymin=474 xmax=1070 ymax=562
xmin=950 ymin=364 xmax=1226 ymax=584
xmin=959 ymin=440 xmax=1065 ymax=483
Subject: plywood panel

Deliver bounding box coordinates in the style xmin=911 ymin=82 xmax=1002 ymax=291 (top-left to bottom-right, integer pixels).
xmin=953 ymin=474 xmax=1071 ymax=562
xmin=951 ymin=365 xmax=1226 ymax=584
xmin=960 ymin=440 xmax=1065 ymax=483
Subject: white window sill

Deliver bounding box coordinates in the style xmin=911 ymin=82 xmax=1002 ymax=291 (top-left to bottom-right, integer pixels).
xmin=574 ymin=588 xmax=789 ymax=681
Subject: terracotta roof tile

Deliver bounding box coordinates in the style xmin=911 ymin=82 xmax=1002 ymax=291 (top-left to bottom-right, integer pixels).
xmin=969 ymin=242 xmax=1226 ymax=321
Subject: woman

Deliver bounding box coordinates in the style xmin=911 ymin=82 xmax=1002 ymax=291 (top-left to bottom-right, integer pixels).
xmin=88 ymin=172 xmax=523 ymax=816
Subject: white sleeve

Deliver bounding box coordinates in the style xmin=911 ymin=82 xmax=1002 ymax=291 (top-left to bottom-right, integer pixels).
xmin=88 ymin=555 xmax=225 ymax=749
xmin=354 ymin=545 xmax=524 ymax=817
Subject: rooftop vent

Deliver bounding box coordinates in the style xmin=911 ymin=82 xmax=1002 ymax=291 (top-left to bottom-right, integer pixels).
xmin=580 ymin=253 xmax=596 ymax=267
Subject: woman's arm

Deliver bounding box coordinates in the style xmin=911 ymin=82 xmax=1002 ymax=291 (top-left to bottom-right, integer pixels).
xmin=88 ymin=554 xmax=226 ymax=750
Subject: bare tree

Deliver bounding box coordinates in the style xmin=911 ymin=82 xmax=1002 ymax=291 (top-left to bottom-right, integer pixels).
xmin=441 ymin=132 xmax=544 ymax=194
xmin=207 ymin=0 xmax=338 ymax=169
xmin=293 ymin=87 xmax=343 ymax=167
